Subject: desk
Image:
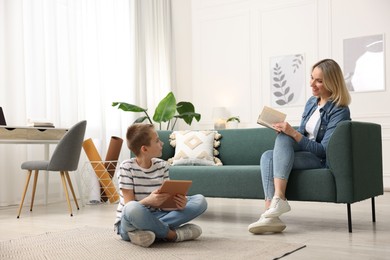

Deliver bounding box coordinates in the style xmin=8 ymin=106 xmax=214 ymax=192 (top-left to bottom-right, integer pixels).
xmin=0 ymin=126 xmax=68 ymax=204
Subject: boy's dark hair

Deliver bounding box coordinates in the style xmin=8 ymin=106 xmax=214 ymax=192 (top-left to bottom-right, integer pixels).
xmin=126 ymin=123 xmax=155 ymax=156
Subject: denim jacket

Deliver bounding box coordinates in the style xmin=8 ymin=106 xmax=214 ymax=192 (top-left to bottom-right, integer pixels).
xmin=297 ymin=96 xmax=350 ymax=162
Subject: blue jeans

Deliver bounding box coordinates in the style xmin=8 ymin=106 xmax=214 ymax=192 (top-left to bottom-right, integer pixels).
xmin=261 ymin=133 xmax=323 ymax=200
xmin=118 ymin=194 xmax=207 ymax=241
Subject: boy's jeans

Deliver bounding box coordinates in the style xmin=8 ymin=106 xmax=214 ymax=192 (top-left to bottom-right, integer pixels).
xmin=118 ymin=194 xmax=207 ymax=240
xmin=261 ymin=133 xmax=323 ymax=201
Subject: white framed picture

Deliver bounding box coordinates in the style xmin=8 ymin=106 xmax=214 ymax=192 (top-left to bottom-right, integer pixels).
xmin=343 ymin=34 xmax=385 ymax=92
xmin=270 ymin=54 xmax=306 ymax=107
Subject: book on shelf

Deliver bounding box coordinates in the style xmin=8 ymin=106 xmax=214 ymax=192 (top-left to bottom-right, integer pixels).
xmin=27 ymin=120 xmax=55 ymax=128
xmin=257 ymin=106 xmax=286 ymax=130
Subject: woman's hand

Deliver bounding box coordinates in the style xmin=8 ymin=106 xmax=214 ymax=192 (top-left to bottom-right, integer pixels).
xmin=273 ymin=122 xmax=302 ymax=142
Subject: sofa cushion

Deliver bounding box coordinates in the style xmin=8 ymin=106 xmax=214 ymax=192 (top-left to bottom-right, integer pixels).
xmin=169 ymin=165 xmax=337 ymax=202
xmin=168 ymin=130 xmax=222 ymax=166
xmin=157 ymin=128 xmax=278 ymax=165
xmin=216 ymin=128 xmax=277 ymax=165
xmin=169 ymin=165 xmax=264 ymax=199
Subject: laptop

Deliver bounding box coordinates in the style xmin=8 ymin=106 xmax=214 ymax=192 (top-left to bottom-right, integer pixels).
xmin=0 ymin=107 xmax=6 ymax=126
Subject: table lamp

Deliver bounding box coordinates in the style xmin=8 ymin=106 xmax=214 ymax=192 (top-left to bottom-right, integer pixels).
xmin=212 ymin=107 xmax=228 ymax=130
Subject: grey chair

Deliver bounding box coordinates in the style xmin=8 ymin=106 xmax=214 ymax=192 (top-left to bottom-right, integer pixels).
xmin=17 ymin=120 xmax=87 ymax=218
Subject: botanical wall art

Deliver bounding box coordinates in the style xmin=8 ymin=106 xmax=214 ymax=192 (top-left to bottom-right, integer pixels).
xmin=270 ymin=54 xmax=305 ymax=107
xmin=343 ymin=34 xmax=385 ymax=92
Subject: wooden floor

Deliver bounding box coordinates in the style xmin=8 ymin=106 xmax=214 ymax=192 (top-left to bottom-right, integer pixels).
xmin=1 ymin=193 xmax=389 ymax=259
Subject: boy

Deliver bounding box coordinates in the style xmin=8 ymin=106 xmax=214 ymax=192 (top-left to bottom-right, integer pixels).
xmin=115 ymin=123 xmax=207 ymax=247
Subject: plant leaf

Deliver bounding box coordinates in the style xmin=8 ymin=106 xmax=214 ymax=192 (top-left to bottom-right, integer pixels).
xmin=276 ymin=99 xmax=287 ymax=105
xmin=226 ymin=116 xmax=240 ymax=123
xmin=177 ymin=101 xmax=195 ymax=113
xmin=133 ymin=116 xmax=149 ymax=124
xmin=174 ymin=112 xmax=201 ymax=125
xmin=177 ymin=101 xmax=201 ymax=124
xmin=112 ymin=102 xmax=146 ymax=112
xmin=273 ymin=91 xmax=283 ymax=97
xmin=153 ymin=92 xmax=177 ymax=123
xmin=176 ymin=102 xmax=197 ymax=125
xmin=288 ymin=93 xmax=294 ymax=102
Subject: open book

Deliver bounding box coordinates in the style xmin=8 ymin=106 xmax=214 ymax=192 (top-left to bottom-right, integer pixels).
xmin=257 ymin=106 xmax=286 ymax=130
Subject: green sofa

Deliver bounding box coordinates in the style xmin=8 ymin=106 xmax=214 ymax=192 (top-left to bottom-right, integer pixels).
xmin=158 ymin=121 xmax=383 ymax=232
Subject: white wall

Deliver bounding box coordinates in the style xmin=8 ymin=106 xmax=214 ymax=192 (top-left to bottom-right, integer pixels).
xmin=171 ymin=0 xmax=193 ymax=101
xmin=171 ymin=0 xmax=390 ymax=189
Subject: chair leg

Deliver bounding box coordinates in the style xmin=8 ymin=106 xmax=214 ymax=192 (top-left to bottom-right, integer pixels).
xmin=60 ymin=171 xmax=73 ymax=217
xmin=371 ymin=197 xmax=376 ymax=222
xmin=30 ymin=170 xmax=39 ymax=212
xmin=17 ymin=170 xmax=33 ymax=218
xmin=347 ymin=203 xmax=352 ymax=233
xmin=64 ymin=171 xmax=80 ymax=210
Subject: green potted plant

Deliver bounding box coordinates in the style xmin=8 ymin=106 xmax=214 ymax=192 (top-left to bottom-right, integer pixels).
xmin=226 ymin=116 xmax=240 ymax=129
xmin=112 ymin=92 xmax=201 ymax=130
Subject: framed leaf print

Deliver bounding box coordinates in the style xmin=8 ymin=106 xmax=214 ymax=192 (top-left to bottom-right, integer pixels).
xmin=270 ymin=54 xmax=306 ymax=107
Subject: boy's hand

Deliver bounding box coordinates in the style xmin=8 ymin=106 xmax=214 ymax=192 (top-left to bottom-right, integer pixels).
xmin=142 ymin=189 xmax=171 ymax=208
xmin=172 ymin=194 xmax=187 ymax=210
xmin=161 ymin=194 xmax=187 ymax=211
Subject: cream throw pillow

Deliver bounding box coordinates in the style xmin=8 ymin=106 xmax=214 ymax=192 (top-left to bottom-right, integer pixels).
xmin=169 ymin=130 xmax=222 ymax=166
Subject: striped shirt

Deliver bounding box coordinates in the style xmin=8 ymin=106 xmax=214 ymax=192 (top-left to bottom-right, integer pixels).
xmin=114 ymin=158 xmax=169 ymax=226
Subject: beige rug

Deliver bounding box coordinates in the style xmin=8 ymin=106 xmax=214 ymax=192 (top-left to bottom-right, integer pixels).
xmin=0 ymin=226 xmax=305 ymax=260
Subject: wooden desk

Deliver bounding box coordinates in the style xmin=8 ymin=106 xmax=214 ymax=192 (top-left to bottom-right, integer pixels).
xmin=0 ymin=126 xmax=67 ymax=142
xmin=0 ymin=126 xmax=68 ymax=204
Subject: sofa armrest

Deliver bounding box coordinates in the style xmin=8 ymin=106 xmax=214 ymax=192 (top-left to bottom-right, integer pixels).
xmin=326 ymin=121 xmax=383 ymax=203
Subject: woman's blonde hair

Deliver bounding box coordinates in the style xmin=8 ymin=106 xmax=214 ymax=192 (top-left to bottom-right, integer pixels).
xmin=312 ymin=59 xmax=351 ymax=107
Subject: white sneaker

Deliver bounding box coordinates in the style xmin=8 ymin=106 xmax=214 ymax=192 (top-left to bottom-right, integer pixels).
xmin=175 ymin=223 xmax=202 ymax=242
xmin=261 ymin=197 xmax=291 ymax=218
xmin=128 ymin=230 xmax=155 ymax=247
xmin=248 ymin=216 xmax=286 ymax=234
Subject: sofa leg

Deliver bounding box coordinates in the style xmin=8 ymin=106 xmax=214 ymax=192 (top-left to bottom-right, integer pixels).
xmin=371 ymin=197 xmax=376 ymax=223
xmin=347 ymin=198 xmax=376 ymax=232
xmin=347 ymin=203 xmax=352 ymax=233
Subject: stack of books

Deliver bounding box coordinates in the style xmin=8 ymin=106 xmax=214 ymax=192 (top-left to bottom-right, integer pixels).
xmin=27 ymin=119 xmax=55 ymax=128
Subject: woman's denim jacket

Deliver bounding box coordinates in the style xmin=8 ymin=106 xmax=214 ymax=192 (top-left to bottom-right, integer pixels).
xmin=297 ymin=96 xmax=350 ymax=165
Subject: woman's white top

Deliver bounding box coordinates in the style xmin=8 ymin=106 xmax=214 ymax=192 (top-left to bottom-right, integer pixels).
xmin=305 ymin=104 xmax=323 ymax=140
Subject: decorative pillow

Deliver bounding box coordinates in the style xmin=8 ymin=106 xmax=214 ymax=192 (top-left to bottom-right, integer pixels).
xmin=168 ymin=130 xmax=223 ymax=166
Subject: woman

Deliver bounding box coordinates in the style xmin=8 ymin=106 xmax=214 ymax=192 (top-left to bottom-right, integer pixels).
xmin=248 ymin=59 xmax=351 ymax=234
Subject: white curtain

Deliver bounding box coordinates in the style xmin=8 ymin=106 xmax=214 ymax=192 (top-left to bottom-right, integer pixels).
xmin=0 ymin=0 xmax=174 ymax=206
xmin=134 ymin=0 xmax=175 ymax=111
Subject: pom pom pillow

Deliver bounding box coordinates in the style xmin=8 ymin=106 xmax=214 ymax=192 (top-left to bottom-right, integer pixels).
xmin=168 ymin=130 xmax=222 ymax=166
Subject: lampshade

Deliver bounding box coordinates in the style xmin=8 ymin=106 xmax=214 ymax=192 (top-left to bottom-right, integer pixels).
xmin=212 ymin=107 xmax=228 ymax=130
xmin=212 ymin=107 xmax=228 ymax=120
